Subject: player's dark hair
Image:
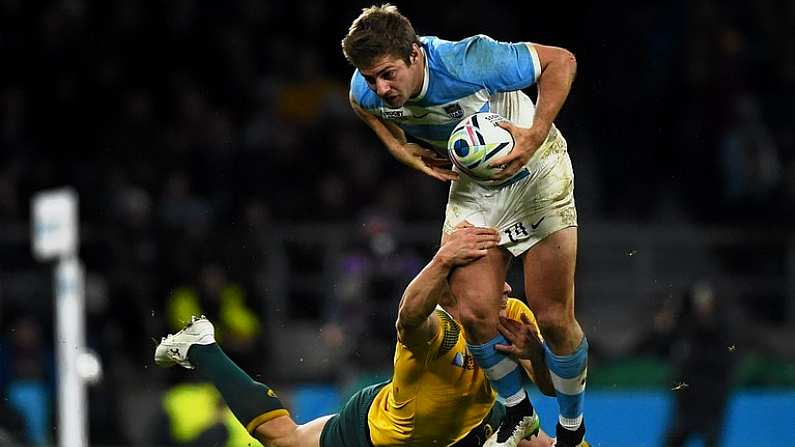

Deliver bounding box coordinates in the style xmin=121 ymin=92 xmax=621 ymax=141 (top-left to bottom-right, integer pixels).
xmin=341 ymin=4 xmax=421 ymax=68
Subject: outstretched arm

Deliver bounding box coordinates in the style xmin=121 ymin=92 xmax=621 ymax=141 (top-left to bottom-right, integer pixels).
xmin=349 ymin=94 xmax=458 ymax=182
xmin=396 ymin=224 xmax=500 ymax=346
xmin=491 ymin=44 xmax=577 ymax=179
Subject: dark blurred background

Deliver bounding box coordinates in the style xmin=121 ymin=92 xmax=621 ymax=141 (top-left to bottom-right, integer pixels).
xmin=1 ymin=0 xmax=793 ymax=445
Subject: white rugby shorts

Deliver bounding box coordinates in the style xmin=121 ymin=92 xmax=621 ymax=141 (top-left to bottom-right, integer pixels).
xmin=443 ymin=127 xmax=577 ymax=256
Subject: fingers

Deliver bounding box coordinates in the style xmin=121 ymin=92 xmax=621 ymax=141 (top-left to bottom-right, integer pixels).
xmin=488 ymin=122 xmax=518 ymax=167
xmin=406 ymin=142 xmax=437 ymax=157
xmin=494 ymin=343 xmax=516 ymax=354
xmin=418 ymin=146 xmax=443 ymax=158
xmin=427 ymin=170 xmax=451 ymax=182
xmin=500 ymin=314 xmax=531 ymax=334
xmin=430 ymin=166 xmax=459 ymax=181
xmin=424 ymin=166 xmax=458 ymax=182
xmin=417 ymin=146 xmax=453 ymax=168
xmin=499 ymin=316 xmax=533 ymax=354
xmin=497 ymin=317 xmax=517 ymax=340
xmin=496 ymin=120 xmax=515 ymax=133
xmin=477 ymin=236 xmax=499 ymax=246
xmin=452 ymin=225 xmax=499 ymax=238
xmin=488 ymin=151 xmax=521 ymax=168
xmin=407 ymin=144 xmax=457 ymax=181
xmin=422 ymin=152 xmax=452 ymax=167
xmin=500 ymin=315 xmax=521 ymax=328
xmin=472 ymin=226 xmax=499 ymax=236
xmin=447 ymin=225 xmax=501 ymax=254
xmin=474 ymin=237 xmax=500 ymax=249
xmin=497 ymin=322 xmax=511 ymax=341
xmin=520 ymin=314 xmax=543 ymax=344
xmin=462 ymin=226 xmax=499 ymax=239
xmin=456 ymin=245 xmax=492 ymax=264
xmin=423 ymin=158 xmax=452 ymax=168
xmin=474 ymin=234 xmax=500 ymax=251
xmin=490 ymin=161 xmax=524 ymax=179
xmin=468 ymin=242 xmax=497 ymax=254
xmin=442 ymin=226 xmax=500 ymax=264
xmin=471 ymin=248 xmax=489 ymax=259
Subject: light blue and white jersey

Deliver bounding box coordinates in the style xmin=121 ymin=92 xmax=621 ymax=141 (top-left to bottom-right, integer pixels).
xmin=350 ymin=34 xmax=548 ymax=153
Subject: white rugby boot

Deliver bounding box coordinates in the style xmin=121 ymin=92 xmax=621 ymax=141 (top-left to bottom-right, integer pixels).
xmin=154 ymin=315 xmax=215 ymax=369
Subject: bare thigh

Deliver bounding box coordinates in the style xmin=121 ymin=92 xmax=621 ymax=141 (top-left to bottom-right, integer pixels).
xmin=444 ymin=230 xmax=511 ymax=343
xmin=254 ymin=414 xmax=334 ymax=447
xmin=521 ymin=227 xmax=582 ymax=353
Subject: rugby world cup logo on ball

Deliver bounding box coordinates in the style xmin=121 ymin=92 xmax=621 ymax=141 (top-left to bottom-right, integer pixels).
xmin=447 ymin=112 xmax=514 ymax=181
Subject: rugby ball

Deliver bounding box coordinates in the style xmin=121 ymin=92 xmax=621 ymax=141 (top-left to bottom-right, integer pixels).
xmin=447 ymin=112 xmax=514 ymax=181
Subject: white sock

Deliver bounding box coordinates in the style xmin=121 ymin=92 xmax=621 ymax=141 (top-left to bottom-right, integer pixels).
xmin=559 ymin=414 xmax=583 ymax=431
xmin=503 ymin=388 xmax=527 ymax=407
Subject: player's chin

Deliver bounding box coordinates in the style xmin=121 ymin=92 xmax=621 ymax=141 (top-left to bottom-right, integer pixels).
xmin=385 ymin=96 xmax=404 ymax=108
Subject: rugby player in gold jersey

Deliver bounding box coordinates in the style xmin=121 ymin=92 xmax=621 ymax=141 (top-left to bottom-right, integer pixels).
xmin=156 ymin=223 xmax=557 ymax=446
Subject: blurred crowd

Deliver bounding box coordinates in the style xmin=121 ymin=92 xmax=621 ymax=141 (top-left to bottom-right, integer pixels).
xmin=1 ymin=0 xmax=794 ymax=444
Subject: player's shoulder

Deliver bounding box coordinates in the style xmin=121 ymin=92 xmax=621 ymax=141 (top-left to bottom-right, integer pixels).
xmin=431 ymin=307 xmax=463 ymax=356
xmin=349 ymin=70 xmax=382 ymax=111
xmin=423 ymin=34 xmax=495 ymax=53
xmin=424 ymin=34 xmax=506 ymax=63
xmin=426 ymin=34 xmax=530 ymax=81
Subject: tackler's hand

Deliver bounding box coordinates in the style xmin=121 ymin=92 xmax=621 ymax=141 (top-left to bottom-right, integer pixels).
xmin=495 ymin=313 xmax=544 ymax=360
xmin=435 ymin=222 xmax=500 ymax=267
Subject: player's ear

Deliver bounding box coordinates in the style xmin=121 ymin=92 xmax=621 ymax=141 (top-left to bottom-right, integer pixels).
xmin=409 ymin=44 xmax=420 ymax=63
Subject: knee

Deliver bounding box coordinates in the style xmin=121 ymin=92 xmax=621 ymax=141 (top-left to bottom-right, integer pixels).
xmin=458 ymin=303 xmax=494 ymax=334
xmin=257 ymin=430 xmax=299 ymax=447
xmin=265 ymin=436 xmax=296 ymax=447
xmin=534 ymin=308 xmax=576 ymax=347
xmin=455 ymin=296 xmax=499 ymax=343
xmin=254 ymin=416 xmax=300 ymax=447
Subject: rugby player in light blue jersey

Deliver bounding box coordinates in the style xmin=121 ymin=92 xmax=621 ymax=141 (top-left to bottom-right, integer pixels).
xmin=342 ymin=5 xmax=588 ymax=447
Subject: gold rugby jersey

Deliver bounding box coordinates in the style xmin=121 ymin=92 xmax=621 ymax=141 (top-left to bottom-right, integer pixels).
xmin=368 ymin=298 xmax=538 ymax=446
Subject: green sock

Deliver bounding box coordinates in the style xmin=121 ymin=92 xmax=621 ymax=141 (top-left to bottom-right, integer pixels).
xmin=189 ymin=343 xmax=288 ymax=433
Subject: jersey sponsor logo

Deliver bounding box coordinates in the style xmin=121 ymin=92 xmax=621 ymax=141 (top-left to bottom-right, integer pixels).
xmin=382 ymin=109 xmax=406 ymax=120
xmin=531 ymin=217 xmax=545 ymax=230
xmin=382 ymin=109 xmax=431 ymax=120
xmin=443 ymin=103 xmax=464 ymax=119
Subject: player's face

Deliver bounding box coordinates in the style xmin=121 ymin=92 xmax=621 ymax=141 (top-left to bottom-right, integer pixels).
xmin=360 ymin=46 xmax=422 ymax=108
xmin=498 ymin=283 xmax=512 ymax=317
